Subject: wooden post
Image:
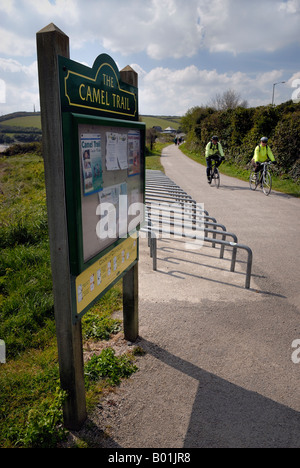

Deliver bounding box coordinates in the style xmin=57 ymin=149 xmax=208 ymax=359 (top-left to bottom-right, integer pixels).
xmin=120 ymin=66 xmax=139 ymax=342
xmin=36 ymin=23 xmax=87 ymax=430
xmin=123 ymin=263 xmax=139 ymax=341
xmin=120 ymin=65 xmax=138 ymax=89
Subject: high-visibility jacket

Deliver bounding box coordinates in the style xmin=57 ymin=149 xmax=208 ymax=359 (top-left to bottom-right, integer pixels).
xmin=253 ymin=144 xmax=275 ymax=163
xmin=205 ymin=141 xmax=224 ymax=158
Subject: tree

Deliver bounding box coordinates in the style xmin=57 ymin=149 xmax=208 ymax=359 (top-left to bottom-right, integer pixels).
xmin=210 ymin=89 xmax=248 ymax=111
xmin=146 ymin=127 xmax=157 ymax=151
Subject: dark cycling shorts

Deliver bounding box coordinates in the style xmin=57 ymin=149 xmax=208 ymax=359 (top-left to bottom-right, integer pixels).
xmin=206 ymin=154 xmax=222 ymax=169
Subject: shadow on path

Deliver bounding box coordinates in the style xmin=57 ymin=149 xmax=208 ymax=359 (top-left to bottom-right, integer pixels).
xmin=140 ymin=338 xmax=300 ymax=448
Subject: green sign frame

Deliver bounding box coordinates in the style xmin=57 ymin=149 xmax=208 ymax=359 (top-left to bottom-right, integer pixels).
xmin=58 ymin=52 xmax=145 ymax=323
xmin=59 ymin=54 xmax=138 ymax=120
xmin=62 ymin=112 xmax=145 ymax=277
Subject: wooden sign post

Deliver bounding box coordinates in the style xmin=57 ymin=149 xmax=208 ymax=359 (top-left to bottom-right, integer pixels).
xmin=36 ymin=23 xmax=144 ymax=430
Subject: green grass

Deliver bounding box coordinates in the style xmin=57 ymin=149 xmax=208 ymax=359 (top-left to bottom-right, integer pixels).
xmin=0 ymin=150 xmax=140 ymax=448
xmin=0 ymin=116 xmax=42 ymax=129
xmin=0 ymin=114 xmax=181 ymax=133
xmin=146 ymin=142 xmax=170 ymax=172
xmin=0 ymin=343 xmax=65 ymax=447
xmin=180 ymin=143 xmax=300 ymax=197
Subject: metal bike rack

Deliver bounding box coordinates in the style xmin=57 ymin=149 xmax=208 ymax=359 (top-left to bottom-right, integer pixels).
xmin=145 ymin=209 xmax=234 ymax=258
xmin=141 ymin=226 xmax=252 ymax=289
xmin=145 ymin=202 xmax=223 ymax=251
xmin=141 ymin=170 xmax=253 ymax=289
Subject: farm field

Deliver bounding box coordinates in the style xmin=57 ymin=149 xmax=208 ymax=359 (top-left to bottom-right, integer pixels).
xmin=0 ymin=115 xmax=42 ymax=129
xmin=0 ymin=113 xmax=181 ymax=131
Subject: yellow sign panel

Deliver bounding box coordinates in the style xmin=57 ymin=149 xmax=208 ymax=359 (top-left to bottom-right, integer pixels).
xmin=75 ymin=236 xmax=137 ymax=315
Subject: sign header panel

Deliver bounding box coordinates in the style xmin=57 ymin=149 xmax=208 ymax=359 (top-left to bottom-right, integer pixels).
xmin=59 ymin=54 xmax=138 ymax=120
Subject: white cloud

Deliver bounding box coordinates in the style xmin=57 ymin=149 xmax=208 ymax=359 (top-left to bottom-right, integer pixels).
xmin=85 ymin=0 xmax=203 ymax=59
xmin=26 ymin=0 xmax=79 ymax=23
xmin=0 ymin=58 xmax=39 ymax=114
xmin=197 ymin=0 xmax=300 ymax=55
xmin=136 ymin=64 xmax=289 ymax=115
xmin=0 ymin=0 xmax=299 ymax=59
xmin=0 ymin=55 xmax=292 ymax=116
xmin=0 ymin=0 xmax=80 ymax=57
xmin=0 ymin=0 xmax=299 ymax=115
xmin=279 ymin=0 xmax=300 ymax=14
xmin=0 ymin=27 xmax=34 ymax=57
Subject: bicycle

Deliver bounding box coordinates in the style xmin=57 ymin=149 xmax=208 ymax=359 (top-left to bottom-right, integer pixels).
xmin=249 ymin=161 xmax=273 ymax=195
xmin=208 ymin=154 xmax=222 ymax=188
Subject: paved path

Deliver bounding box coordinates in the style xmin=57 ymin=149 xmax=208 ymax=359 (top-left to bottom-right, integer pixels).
xmin=161 ymin=145 xmax=300 ymax=307
xmin=88 ymin=145 xmax=300 ymax=448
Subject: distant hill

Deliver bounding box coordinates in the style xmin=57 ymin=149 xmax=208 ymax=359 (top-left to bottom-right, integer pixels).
xmin=0 ymin=113 xmax=42 ymax=129
xmin=0 ymin=112 xmax=181 ymax=131
xmin=0 ymin=111 xmax=41 ymax=127
xmin=141 ymin=115 xmax=181 ymax=130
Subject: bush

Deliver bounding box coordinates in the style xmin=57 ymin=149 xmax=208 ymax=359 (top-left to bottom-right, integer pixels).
xmin=252 ymin=105 xmax=281 ymax=138
xmin=182 ymin=101 xmax=300 ymax=177
xmin=272 ymin=111 xmax=300 ymax=173
xmin=2 ymin=142 xmax=42 ymax=157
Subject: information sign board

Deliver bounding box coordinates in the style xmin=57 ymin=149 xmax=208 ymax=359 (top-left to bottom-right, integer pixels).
xmin=37 ymin=23 xmax=142 ymax=429
xmin=58 ymin=54 xmax=145 ymax=320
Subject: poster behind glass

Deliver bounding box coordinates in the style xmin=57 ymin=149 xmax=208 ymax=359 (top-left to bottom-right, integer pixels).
xmin=78 ymin=122 xmax=144 ymax=263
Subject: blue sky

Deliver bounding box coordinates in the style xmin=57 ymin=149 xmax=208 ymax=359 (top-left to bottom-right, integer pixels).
xmin=0 ymin=0 xmax=299 ymax=116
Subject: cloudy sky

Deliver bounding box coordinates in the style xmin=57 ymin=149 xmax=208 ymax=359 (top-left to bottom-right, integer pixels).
xmin=0 ymin=0 xmax=299 ymax=116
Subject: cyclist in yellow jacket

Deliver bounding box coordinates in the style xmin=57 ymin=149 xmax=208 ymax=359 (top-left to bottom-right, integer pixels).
xmin=205 ymin=136 xmax=225 ymax=183
xmin=252 ymin=137 xmax=276 ymax=174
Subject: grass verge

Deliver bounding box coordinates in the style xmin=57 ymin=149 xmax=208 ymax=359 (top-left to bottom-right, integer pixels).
xmin=180 ymin=143 xmax=300 ymax=197
xmin=0 ymin=151 xmax=141 ymax=448
xmin=146 ymin=142 xmax=170 ymax=172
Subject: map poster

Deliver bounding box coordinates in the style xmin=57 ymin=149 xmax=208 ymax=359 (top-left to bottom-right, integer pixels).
xmin=80 ymin=133 xmax=103 ymax=195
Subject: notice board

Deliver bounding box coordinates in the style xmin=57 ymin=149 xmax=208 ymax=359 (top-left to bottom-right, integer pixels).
xmin=58 ymin=53 xmax=145 ymax=320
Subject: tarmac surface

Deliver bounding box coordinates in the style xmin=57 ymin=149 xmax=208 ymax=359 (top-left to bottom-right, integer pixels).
xmin=86 ymin=144 xmax=300 ymax=448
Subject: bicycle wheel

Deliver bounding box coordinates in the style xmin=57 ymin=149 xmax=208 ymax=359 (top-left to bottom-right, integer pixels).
xmin=213 ymin=168 xmax=220 ymax=188
xmin=249 ymin=171 xmax=258 ymax=190
xmin=262 ymin=171 xmax=272 ymax=195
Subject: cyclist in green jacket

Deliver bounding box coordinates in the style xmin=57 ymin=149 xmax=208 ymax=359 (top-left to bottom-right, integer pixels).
xmin=252 ymin=137 xmax=276 ymax=174
xmin=205 ymin=136 xmax=225 ymax=183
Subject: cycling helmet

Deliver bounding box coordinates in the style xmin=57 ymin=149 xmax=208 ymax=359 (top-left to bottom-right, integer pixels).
xmin=260 ymin=137 xmax=268 ymax=143
xmin=211 ymin=135 xmax=219 ymax=141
